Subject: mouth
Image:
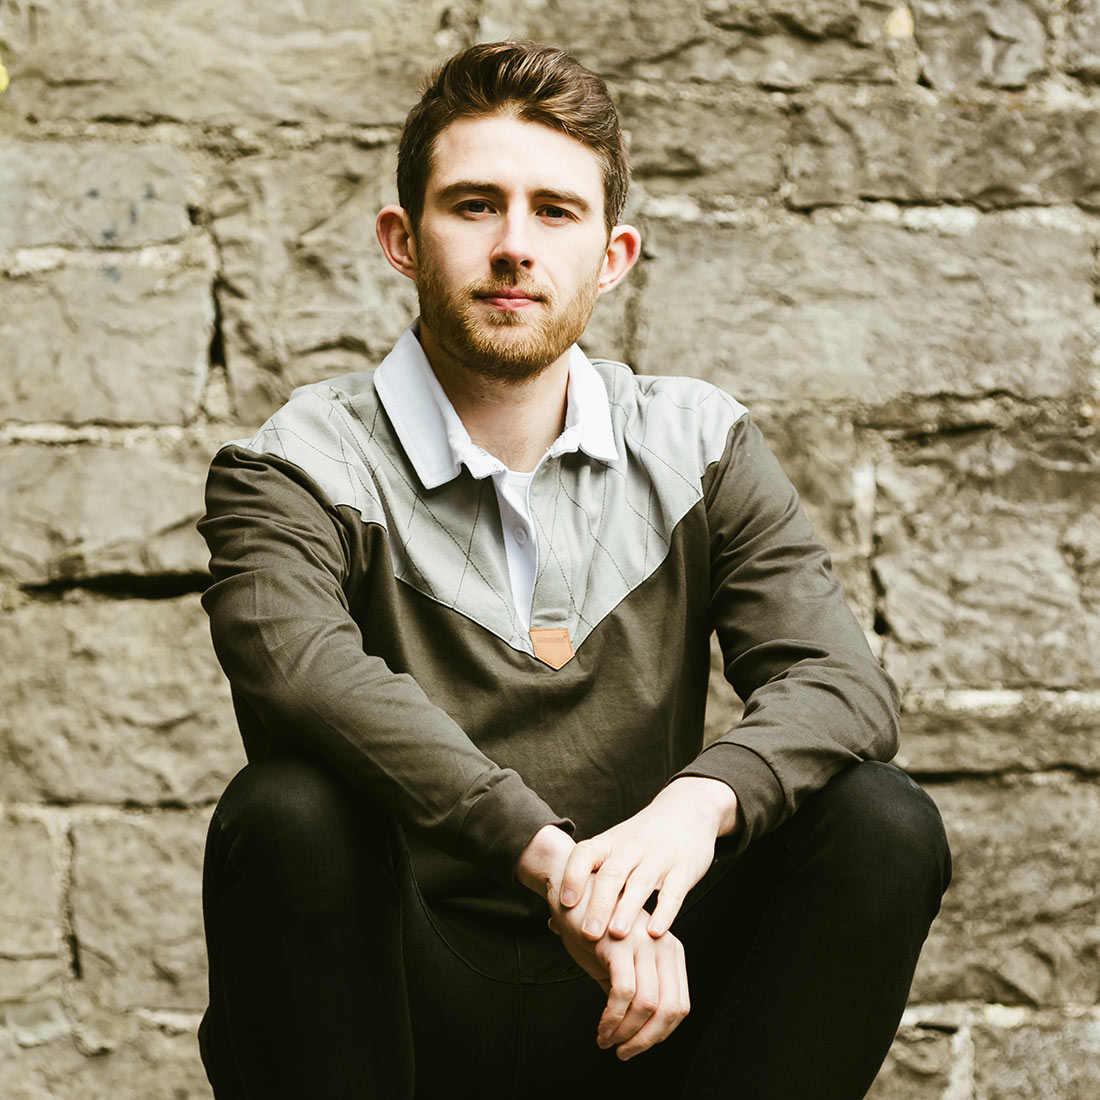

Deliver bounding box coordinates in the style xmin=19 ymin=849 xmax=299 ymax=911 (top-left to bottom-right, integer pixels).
xmin=474 ymin=287 xmax=545 ymax=311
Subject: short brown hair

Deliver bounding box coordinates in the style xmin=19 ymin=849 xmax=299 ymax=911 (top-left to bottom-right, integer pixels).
xmin=397 ymin=40 xmax=629 ymax=235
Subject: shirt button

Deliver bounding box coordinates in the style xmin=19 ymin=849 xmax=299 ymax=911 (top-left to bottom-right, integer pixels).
xmin=513 ymin=526 xmax=528 ymax=545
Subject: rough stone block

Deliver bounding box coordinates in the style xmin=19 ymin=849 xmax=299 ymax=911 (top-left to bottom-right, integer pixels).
xmin=1067 ymin=0 xmax=1100 ymax=82
xmin=0 ymin=1022 xmax=211 ymax=1100
xmin=938 ymin=102 xmax=1100 ymax=210
xmin=874 ymin=428 xmax=1100 ymax=691
xmin=972 ymin=1015 xmax=1100 ymax=1099
xmin=866 ymin=1023 xmax=955 ymax=1100
xmin=0 ymin=440 xmax=212 ymax=587
xmin=754 ymin=410 xmax=873 ymax=554
xmin=897 ymin=691 xmax=1100 ymax=775
xmin=789 ymin=87 xmax=1100 ymax=209
xmin=0 ymin=0 xmax=463 ymax=125
xmin=634 ymin=213 xmax=1098 ymax=407
xmin=789 ymin=86 xmax=940 ymax=207
xmin=912 ymin=777 xmax=1100 ymax=1006
xmin=0 ymin=818 xmax=64 ymax=1003
xmin=0 ymin=141 xmax=193 ymax=250
xmin=211 ymin=142 xmax=417 ymax=424
xmin=0 ymin=595 xmax=243 ymax=806
xmin=754 ymin=409 xmax=877 ymax=626
xmin=71 ymin=814 xmax=208 ymax=1012
xmin=479 ymin=0 xmax=899 ymax=89
xmin=621 ymin=89 xmax=787 ymax=199
xmin=910 ymin=0 xmax=1049 ymax=90
xmin=0 ymin=251 xmax=213 ymax=425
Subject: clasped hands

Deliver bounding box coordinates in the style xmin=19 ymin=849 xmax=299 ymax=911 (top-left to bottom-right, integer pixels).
xmin=517 ymin=777 xmax=740 ymax=1062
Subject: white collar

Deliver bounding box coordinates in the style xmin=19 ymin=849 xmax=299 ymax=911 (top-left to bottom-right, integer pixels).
xmin=373 ymin=324 xmax=618 ymax=489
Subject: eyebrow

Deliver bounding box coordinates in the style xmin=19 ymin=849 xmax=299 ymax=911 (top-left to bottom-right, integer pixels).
xmin=433 ymin=180 xmax=593 ymax=214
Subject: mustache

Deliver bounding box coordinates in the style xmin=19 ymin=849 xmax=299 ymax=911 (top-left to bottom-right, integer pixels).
xmin=468 ymin=275 xmax=552 ymax=302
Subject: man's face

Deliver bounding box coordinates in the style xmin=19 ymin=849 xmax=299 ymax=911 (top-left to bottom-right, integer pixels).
xmin=411 ymin=112 xmax=612 ymax=384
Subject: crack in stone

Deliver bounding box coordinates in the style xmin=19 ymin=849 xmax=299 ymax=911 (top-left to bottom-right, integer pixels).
xmin=20 ymin=572 xmax=211 ymax=601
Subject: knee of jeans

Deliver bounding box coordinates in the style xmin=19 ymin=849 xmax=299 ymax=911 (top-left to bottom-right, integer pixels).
xmin=210 ymin=755 xmax=392 ymax=880
xmin=812 ymin=761 xmax=952 ymax=899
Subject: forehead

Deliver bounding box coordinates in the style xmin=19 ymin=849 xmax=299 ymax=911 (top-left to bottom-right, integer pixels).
xmin=426 ymin=112 xmax=605 ymax=202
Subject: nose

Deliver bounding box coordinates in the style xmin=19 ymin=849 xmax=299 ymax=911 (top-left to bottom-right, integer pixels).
xmin=489 ymin=210 xmax=534 ymax=272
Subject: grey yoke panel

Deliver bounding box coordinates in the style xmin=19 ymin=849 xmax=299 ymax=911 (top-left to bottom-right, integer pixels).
xmin=227 ymin=373 xmax=529 ymax=650
xmin=529 ymin=363 xmax=746 ymax=648
xmin=226 ymin=363 xmax=746 ymax=657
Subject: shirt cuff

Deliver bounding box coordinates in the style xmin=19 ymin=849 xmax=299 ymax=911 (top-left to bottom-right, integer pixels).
xmin=671 ymin=742 xmax=784 ymax=856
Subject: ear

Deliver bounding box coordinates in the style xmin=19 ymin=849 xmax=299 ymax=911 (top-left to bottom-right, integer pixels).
xmin=376 ymin=204 xmax=418 ymax=282
xmin=597 ymin=224 xmax=642 ymax=296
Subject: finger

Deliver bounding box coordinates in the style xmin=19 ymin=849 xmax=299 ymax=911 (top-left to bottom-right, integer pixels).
xmin=646 ymin=869 xmax=691 ymax=937
xmin=595 ymin=941 xmax=636 ymax=1047
xmin=580 ymin=858 xmax=635 ymax=940
xmin=608 ymin=865 xmax=659 ymax=938
xmin=603 ymin=940 xmax=659 ymax=1048
xmin=559 ymin=839 xmax=607 ymax=908
xmin=616 ymin=936 xmax=690 ymax=1061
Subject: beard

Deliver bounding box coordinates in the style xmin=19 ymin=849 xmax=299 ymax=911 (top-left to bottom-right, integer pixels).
xmin=416 ymin=253 xmax=601 ymax=386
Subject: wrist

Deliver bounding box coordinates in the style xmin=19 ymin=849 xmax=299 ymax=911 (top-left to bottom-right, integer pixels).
xmin=665 ymin=776 xmax=741 ymax=838
xmin=515 ymin=823 xmax=575 ymax=901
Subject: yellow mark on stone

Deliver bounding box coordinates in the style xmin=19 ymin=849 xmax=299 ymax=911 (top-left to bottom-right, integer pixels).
xmin=884 ymin=6 xmax=915 ymax=38
xmin=0 ymin=51 xmax=9 ymax=95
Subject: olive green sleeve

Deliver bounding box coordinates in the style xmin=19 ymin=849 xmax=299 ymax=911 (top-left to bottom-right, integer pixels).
xmin=199 ymin=445 xmax=571 ymax=880
xmin=675 ymin=416 xmax=900 ymax=852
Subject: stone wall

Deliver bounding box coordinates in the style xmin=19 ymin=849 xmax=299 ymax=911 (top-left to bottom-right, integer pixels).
xmin=1 ymin=2 xmax=1097 ymax=1096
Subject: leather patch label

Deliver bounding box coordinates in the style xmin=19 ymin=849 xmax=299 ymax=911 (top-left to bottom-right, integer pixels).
xmin=529 ymin=627 xmax=575 ymax=670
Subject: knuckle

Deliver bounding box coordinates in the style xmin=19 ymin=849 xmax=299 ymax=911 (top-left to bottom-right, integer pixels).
xmin=599 ymin=859 xmax=630 ymax=881
xmin=636 ymin=994 xmax=659 ymax=1015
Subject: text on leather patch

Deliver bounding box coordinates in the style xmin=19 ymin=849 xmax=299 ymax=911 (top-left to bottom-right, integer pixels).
xmin=529 ymin=627 xmax=574 ymax=670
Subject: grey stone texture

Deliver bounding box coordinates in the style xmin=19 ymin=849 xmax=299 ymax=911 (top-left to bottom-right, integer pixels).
xmin=914 ymin=776 xmax=1100 ymax=1007
xmin=480 ymin=0 xmax=905 ymax=88
xmin=874 ymin=427 xmax=1100 ymax=691
xmin=973 ymin=1015 xmax=1100 ymax=1099
xmin=0 ymin=250 xmax=214 ymax=426
xmin=0 ymin=441 xmax=212 ymax=587
xmin=210 ymin=141 xmax=416 ymax=423
xmin=634 ymin=214 xmax=1098 ymax=407
xmin=1068 ymin=0 xmax=1100 ymax=81
xmin=897 ymin=691 xmax=1100 ymax=775
xmin=865 ymin=1024 xmax=955 ymax=1100
xmin=71 ymin=813 xmax=208 ymax=1013
xmin=0 ymin=1021 xmax=212 ymax=1100
xmin=0 ymin=140 xmax=195 ymax=250
xmin=910 ymin=0 xmax=1050 ymax=90
xmin=0 ymin=595 xmax=243 ymax=806
xmin=0 ymin=819 xmax=64 ymax=1004
xmin=621 ymin=88 xmax=788 ymax=200
xmin=0 ymin=0 xmax=468 ymax=125
xmin=2 ymin=0 xmax=1099 ymax=1095
xmin=789 ymin=88 xmax=1100 ymax=210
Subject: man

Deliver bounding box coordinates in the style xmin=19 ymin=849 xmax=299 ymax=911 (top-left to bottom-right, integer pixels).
xmin=198 ymin=40 xmax=950 ymax=1099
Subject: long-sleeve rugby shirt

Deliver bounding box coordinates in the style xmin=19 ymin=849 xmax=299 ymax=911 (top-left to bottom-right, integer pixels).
xmin=199 ymin=327 xmax=900 ymax=918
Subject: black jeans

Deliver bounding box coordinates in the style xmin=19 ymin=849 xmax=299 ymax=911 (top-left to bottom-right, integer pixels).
xmin=199 ymin=757 xmax=950 ymax=1100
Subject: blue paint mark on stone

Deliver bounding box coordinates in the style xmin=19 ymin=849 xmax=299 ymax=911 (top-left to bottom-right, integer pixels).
xmin=102 ymin=227 xmax=118 ymax=242
xmin=145 ymin=184 xmax=157 ymax=200
xmin=86 ymin=188 xmax=100 ymax=198
xmin=130 ymin=203 xmax=138 ymax=225
xmin=102 ymin=266 xmax=122 ymax=283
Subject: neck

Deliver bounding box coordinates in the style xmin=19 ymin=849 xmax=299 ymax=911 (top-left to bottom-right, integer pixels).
xmin=418 ymin=329 xmax=570 ymax=473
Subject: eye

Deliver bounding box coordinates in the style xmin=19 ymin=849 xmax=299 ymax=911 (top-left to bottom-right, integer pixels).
xmin=458 ymin=199 xmax=494 ymax=216
xmin=540 ymin=205 xmax=572 ymax=221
